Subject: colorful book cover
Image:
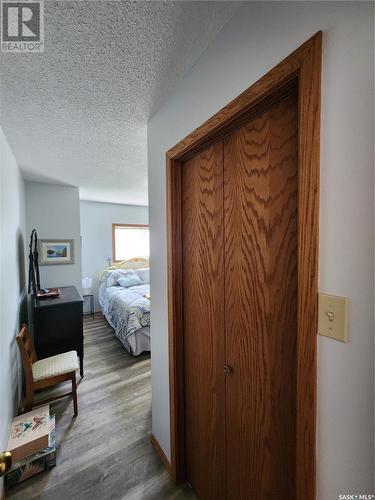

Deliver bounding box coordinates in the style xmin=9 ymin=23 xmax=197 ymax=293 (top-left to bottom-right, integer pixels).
xmin=5 ymin=416 xmax=56 ymax=489
xmin=6 ymin=405 xmax=50 ymax=463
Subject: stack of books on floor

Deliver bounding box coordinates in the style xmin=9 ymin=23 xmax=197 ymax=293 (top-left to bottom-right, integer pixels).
xmin=5 ymin=405 xmax=56 ymax=489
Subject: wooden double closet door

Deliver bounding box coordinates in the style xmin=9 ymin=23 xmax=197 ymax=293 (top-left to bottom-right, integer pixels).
xmin=182 ymin=91 xmax=298 ymax=500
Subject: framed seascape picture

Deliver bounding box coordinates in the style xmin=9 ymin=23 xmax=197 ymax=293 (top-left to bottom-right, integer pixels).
xmin=38 ymin=239 xmax=74 ymax=265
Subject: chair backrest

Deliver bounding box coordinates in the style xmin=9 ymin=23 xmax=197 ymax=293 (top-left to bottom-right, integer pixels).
xmin=16 ymin=324 xmax=37 ymax=386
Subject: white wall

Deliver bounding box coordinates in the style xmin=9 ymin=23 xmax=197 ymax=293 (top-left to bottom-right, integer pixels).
xmin=80 ymin=200 xmax=149 ymax=311
xmin=0 ymin=128 xmax=27 ymax=495
xmin=148 ymin=2 xmax=374 ymax=498
xmin=25 ymin=182 xmax=82 ymax=292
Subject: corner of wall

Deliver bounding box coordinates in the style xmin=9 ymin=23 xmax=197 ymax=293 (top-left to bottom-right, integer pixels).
xmin=0 ymin=127 xmax=28 ymax=459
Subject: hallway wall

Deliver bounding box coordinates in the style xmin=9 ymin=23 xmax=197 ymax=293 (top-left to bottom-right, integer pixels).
xmin=0 ymin=128 xmax=27 ymax=495
xmin=25 ymin=182 xmax=82 ymax=291
xmin=147 ymin=2 xmax=374 ymax=498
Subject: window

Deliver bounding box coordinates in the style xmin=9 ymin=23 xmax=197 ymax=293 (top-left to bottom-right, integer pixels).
xmin=112 ymin=224 xmax=149 ymax=262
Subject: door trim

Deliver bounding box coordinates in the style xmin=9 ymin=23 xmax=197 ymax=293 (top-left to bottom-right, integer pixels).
xmin=166 ymin=32 xmax=321 ymax=499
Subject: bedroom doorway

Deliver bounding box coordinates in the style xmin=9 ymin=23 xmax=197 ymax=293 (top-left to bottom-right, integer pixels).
xmin=96 ymin=224 xmax=151 ymax=357
xmin=167 ymin=32 xmax=321 ymax=499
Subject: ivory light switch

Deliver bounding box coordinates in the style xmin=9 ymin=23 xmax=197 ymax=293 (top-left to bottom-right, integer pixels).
xmin=318 ymin=293 xmax=348 ymax=342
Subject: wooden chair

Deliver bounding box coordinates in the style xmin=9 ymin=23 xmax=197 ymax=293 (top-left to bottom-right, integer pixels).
xmin=16 ymin=324 xmax=79 ymax=416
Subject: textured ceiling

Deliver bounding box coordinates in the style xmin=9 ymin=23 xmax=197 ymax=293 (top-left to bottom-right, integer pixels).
xmin=0 ymin=1 xmax=241 ymax=205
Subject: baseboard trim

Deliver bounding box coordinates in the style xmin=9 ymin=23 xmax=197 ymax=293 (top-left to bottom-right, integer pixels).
xmin=150 ymin=433 xmax=171 ymax=475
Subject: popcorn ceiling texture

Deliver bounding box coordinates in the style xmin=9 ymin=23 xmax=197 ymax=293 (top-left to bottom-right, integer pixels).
xmin=0 ymin=1 xmax=241 ymax=205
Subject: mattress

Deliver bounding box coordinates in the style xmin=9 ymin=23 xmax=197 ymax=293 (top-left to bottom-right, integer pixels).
xmin=120 ymin=326 xmax=150 ymax=356
xmin=99 ymin=281 xmax=151 ymax=355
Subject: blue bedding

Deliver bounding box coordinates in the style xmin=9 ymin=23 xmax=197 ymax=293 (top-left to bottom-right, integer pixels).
xmin=99 ymin=273 xmax=150 ymax=350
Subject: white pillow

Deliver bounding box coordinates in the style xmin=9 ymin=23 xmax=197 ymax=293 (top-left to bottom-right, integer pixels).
xmin=134 ymin=268 xmax=150 ymax=284
xmin=117 ymin=274 xmax=142 ymax=288
xmin=113 ymin=269 xmax=135 ymax=284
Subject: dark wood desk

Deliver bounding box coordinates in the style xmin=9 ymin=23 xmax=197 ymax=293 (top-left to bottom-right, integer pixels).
xmin=33 ymin=286 xmax=84 ymax=377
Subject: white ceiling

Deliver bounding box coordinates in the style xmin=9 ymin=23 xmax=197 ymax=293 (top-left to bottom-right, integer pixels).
xmin=0 ymin=1 xmax=241 ymax=206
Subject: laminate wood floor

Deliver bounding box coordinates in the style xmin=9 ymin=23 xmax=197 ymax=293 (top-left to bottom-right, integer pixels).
xmin=7 ymin=315 xmax=195 ymax=500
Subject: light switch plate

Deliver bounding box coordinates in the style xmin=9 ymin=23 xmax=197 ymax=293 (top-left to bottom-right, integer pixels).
xmin=318 ymin=293 xmax=348 ymax=342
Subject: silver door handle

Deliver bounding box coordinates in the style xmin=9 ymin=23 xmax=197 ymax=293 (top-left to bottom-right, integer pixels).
xmin=224 ymin=365 xmax=232 ymax=374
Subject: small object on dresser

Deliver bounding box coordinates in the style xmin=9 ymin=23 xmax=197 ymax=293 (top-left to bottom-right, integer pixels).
xmin=5 ymin=415 xmax=56 ymax=489
xmin=37 ymin=287 xmax=61 ymax=299
xmin=6 ymin=405 xmax=51 ymax=464
xmin=28 ymin=229 xmax=41 ymax=297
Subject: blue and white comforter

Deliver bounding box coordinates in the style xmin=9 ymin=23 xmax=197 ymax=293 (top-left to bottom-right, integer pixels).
xmin=99 ymin=284 xmax=150 ymax=348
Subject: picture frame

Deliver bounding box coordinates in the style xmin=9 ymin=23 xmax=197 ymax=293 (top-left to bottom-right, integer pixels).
xmin=38 ymin=239 xmax=74 ymax=266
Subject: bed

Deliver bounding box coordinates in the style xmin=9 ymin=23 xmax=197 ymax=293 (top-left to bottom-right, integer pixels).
xmin=98 ymin=259 xmax=150 ymax=355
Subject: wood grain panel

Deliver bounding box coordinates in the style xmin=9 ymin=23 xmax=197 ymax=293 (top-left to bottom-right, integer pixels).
xmin=167 ymin=33 xmax=321 ymax=161
xmin=167 ymin=33 xmax=321 ymax=498
xmin=224 ymin=92 xmax=298 ymax=500
xmin=182 ymin=141 xmax=225 ymax=499
xmin=167 ymin=155 xmax=186 ymax=481
xmin=295 ymin=36 xmax=321 ymax=499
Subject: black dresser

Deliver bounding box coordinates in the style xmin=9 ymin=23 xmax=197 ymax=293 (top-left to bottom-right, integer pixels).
xmin=32 ymin=286 xmax=84 ymax=377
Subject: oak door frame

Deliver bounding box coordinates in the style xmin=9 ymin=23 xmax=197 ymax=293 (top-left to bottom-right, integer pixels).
xmin=166 ymin=32 xmax=321 ymax=499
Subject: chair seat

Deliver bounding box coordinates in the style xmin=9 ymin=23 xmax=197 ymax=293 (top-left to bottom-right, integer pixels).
xmin=32 ymin=351 xmax=79 ymax=381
